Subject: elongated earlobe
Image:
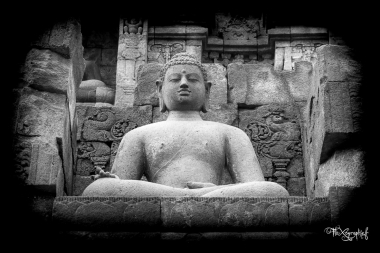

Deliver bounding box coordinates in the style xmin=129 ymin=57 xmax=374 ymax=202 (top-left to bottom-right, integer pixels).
xmin=201 ymin=81 xmax=212 ymax=113
xmin=159 ymin=97 xmax=167 ymax=113
xmin=156 ymin=80 xmax=167 ymax=113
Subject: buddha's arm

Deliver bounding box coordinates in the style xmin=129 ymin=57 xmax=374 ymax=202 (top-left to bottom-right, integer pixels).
xmin=225 ymin=127 xmax=265 ymax=183
xmin=110 ymin=130 xmax=146 ymax=180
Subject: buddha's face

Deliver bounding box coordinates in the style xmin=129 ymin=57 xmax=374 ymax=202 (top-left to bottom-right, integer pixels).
xmin=158 ymin=64 xmax=210 ymax=112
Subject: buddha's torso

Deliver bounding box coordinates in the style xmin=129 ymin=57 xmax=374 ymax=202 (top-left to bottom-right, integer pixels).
xmin=140 ymin=121 xmax=228 ymax=188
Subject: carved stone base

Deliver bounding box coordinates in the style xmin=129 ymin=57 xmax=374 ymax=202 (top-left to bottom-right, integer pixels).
xmin=53 ymin=196 xmax=330 ymax=231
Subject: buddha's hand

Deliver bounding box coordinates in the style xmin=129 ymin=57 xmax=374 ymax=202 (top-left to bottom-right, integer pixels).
xmin=186 ymin=182 xmax=217 ymax=189
xmin=91 ymin=166 xmax=120 ymax=180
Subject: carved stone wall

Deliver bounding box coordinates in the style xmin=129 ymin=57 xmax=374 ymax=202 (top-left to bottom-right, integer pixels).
xmin=12 ymin=12 xmax=367 ymax=200
xmin=303 ymin=45 xmax=365 ymax=197
xmin=12 ymin=18 xmax=85 ymax=196
xmin=74 ymin=105 xmax=152 ymax=195
xmin=239 ymin=104 xmax=305 ymax=195
xmin=114 ymin=18 xmax=148 ymax=107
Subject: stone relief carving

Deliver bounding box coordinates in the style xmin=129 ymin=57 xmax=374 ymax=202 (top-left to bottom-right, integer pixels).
xmin=290 ymin=43 xmax=324 ymax=70
xmin=12 ymin=140 xmax=32 ymax=182
xmin=203 ymin=51 xmax=259 ymax=67
xmin=82 ymin=109 xmax=115 ymax=141
xmin=82 ymin=108 xmax=140 ymax=142
xmin=110 ymin=119 xmax=138 ymax=140
xmin=216 ymin=14 xmax=261 ymax=40
xmin=123 ymin=18 xmax=143 ymax=35
xmin=148 ymin=42 xmax=185 ymax=64
xmin=118 ymin=33 xmax=144 ymax=61
xmin=77 ymin=142 xmax=111 ymax=175
xmin=241 ymin=104 xmax=303 ymax=188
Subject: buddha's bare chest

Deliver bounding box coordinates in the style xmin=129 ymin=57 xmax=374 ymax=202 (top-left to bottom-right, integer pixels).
xmin=143 ymin=124 xmax=225 ymax=165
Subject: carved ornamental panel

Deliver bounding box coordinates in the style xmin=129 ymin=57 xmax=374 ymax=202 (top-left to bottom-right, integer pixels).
xmin=73 ymin=105 xmax=152 ymax=194
xmin=239 ymin=104 xmax=305 ymax=195
xmin=215 ymin=13 xmax=264 ymax=40
xmin=147 ymin=40 xmax=185 ymax=64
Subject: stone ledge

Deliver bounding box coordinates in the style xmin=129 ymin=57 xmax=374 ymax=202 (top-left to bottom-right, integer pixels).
xmin=53 ymin=196 xmax=330 ymax=231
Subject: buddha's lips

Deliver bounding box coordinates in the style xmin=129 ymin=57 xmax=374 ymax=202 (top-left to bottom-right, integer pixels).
xmin=178 ymin=89 xmax=191 ymax=95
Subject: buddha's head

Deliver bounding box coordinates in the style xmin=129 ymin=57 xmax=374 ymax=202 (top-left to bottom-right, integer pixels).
xmin=156 ymin=53 xmax=212 ymax=113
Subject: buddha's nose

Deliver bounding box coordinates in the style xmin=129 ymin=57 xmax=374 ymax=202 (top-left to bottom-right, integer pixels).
xmin=180 ymin=77 xmax=188 ymax=88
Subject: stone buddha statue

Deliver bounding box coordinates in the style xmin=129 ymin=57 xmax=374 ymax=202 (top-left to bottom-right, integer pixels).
xmin=82 ymin=53 xmax=289 ymax=197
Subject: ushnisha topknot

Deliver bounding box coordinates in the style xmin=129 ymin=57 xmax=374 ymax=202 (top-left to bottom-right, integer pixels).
xmin=159 ymin=52 xmax=208 ymax=82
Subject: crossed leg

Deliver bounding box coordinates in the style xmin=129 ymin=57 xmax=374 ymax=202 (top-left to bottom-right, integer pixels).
xmin=82 ymin=178 xmax=289 ymax=197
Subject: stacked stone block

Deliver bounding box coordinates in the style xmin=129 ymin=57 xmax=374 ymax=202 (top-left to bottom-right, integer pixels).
xmin=12 ymin=18 xmax=85 ymax=196
xmin=303 ymin=45 xmax=365 ymax=197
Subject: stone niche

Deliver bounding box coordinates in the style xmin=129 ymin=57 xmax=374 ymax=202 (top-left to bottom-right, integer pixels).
xmin=15 ymin=12 xmax=370 ymax=244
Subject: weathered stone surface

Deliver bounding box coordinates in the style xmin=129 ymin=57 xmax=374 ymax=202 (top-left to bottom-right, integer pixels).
xmin=12 ymin=88 xmax=65 ymax=186
xmin=76 ymin=159 xmax=95 ymax=176
xmin=241 ymin=232 xmax=289 ymax=240
xmin=161 ymin=198 xmax=288 ymax=231
xmin=77 ymin=105 xmax=152 ymax=142
xmin=15 ymin=87 xmax=65 ymax=137
xmin=287 ymin=155 xmax=304 ymax=178
xmin=32 ymin=18 xmax=83 ymax=59
xmin=53 ymin=197 xmax=161 ymax=230
xmin=314 ymin=149 xmax=366 ymax=197
xmin=133 ymin=63 xmax=162 ymax=106
xmin=76 ymin=141 xmax=111 ymax=175
xmin=287 ymin=177 xmax=306 ymax=196
xmin=239 ymin=104 xmax=304 ymax=185
xmin=23 ymin=49 xmax=70 ymax=94
xmin=283 ymin=61 xmax=313 ymax=101
xmin=201 ymin=104 xmax=238 ymax=126
xmin=58 ymin=231 xmax=161 ymax=242
xmin=186 ymin=45 xmax=202 ymax=62
xmin=274 ymin=47 xmax=285 ymax=71
xmin=316 ymin=45 xmax=361 ymax=82
xmin=73 ymin=176 xmax=93 ymax=196
xmin=304 ymin=46 xmax=363 ymax=196
xmin=288 ymin=197 xmax=330 ymax=230
xmin=115 ymin=33 xmax=147 ymax=107
xmin=147 ymin=40 xmax=186 ymax=64
xmin=19 ymin=140 xmax=62 ymax=185
xmin=228 ymin=63 xmax=292 ymax=106
xmin=204 ymin=63 xmax=227 ymax=106
xmin=283 ymin=47 xmax=292 ymax=70
xmin=228 ymin=61 xmax=313 ymax=106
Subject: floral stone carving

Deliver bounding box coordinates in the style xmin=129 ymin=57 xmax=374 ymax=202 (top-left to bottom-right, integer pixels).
xmin=148 ymin=41 xmax=185 ymax=64
xmin=239 ymin=104 xmax=304 ymax=191
xmin=77 ymin=142 xmax=111 ymax=175
xmin=216 ymin=14 xmax=261 ymax=40
xmin=79 ymin=106 xmax=152 ymax=142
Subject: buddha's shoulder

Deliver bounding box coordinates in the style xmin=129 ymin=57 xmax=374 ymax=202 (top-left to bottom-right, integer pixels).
xmin=200 ymin=121 xmax=248 ymax=136
xmin=126 ymin=120 xmax=245 ymax=135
